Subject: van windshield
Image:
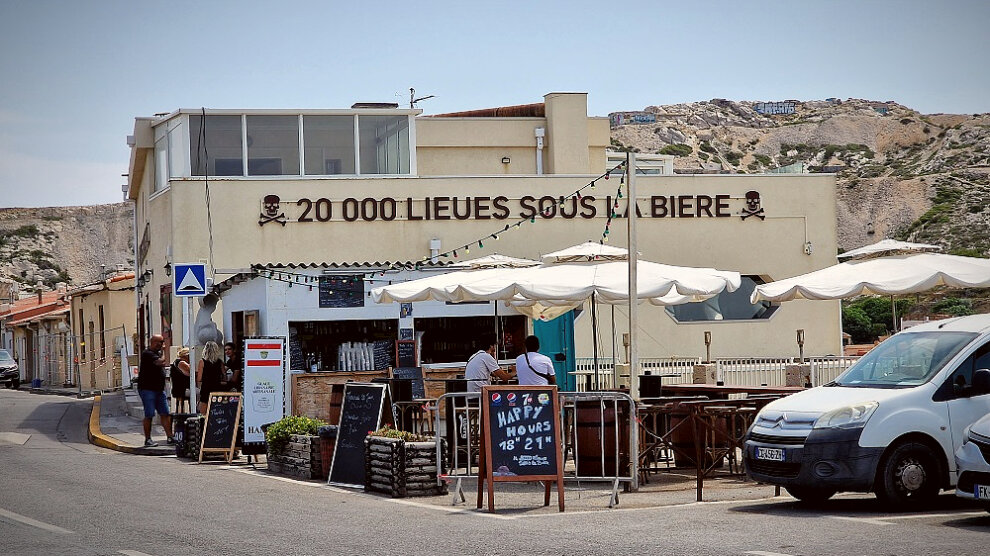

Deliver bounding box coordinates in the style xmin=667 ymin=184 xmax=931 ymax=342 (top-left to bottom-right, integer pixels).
xmin=834 ymin=331 xmax=977 ymax=388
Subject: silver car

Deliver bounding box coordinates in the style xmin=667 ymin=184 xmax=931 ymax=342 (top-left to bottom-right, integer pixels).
xmin=955 ymin=412 xmax=990 ymax=511
xmin=0 ymin=349 xmax=19 ymax=389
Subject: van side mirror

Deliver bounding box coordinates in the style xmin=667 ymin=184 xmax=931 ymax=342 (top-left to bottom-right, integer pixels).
xmin=973 ymin=369 xmax=990 ymax=394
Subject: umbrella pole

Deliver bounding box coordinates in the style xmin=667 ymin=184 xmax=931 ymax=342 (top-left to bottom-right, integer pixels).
xmin=891 ymin=295 xmax=897 ymax=333
xmin=592 ymin=292 xmax=599 ymax=391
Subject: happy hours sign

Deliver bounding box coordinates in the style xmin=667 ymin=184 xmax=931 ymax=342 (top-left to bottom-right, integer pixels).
xmin=482 ymin=386 xmax=562 ymax=478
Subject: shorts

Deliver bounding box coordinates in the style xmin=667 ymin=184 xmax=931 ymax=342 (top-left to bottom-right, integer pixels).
xmin=139 ymin=389 xmax=171 ymax=418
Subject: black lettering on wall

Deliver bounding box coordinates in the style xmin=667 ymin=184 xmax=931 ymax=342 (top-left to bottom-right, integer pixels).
xmin=519 ymin=196 xmax=537 ymax=219
xmin=492 ymin=196 xmax=510 ymax=219
xmin=433 ymin=197 xmax=450 ymax=220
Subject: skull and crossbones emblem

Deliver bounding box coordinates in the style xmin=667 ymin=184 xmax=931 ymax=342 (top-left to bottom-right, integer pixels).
xmin=741 ymin=190 xmax=765 ymax=220
xmin=259 ymin=194 xmax=287 ymax=227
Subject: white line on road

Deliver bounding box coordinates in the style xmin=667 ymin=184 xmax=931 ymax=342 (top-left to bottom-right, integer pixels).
xmin=828 ymin=515 xmax=894 ymax=526
xmin=0 ymin=507 xmax=74 ymax=534
xmin=744 ymin=552 xmax=797 ymax=556
xmin=119 ymin=551 xmax=157 ymax=556
xmin=829 ymin=510 xmax=987 ymax=526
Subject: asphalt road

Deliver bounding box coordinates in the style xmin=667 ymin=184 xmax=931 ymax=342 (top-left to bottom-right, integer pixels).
xmin=0 ymin=389 xmax=987 ymax=555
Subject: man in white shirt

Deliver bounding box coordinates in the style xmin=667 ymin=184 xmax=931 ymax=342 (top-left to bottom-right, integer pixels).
xmin=514 ymin=335 xmax=556 ymax=386
xmin=465 ymin=342 xmax=515 ymax=393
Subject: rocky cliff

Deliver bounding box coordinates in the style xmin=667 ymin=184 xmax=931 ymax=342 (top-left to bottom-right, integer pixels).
xmin=610 ymin=98 xmax=990 ymax=256
xmin=0 ymin=203 xmax=133 ymax=291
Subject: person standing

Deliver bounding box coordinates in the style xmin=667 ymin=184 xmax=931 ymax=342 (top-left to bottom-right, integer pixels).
xmin=170 ymin=347 xmax=191 ymax=413
xmin=514 ymin=335 xmax=556 ymax=386
xmin=196 ymin=341 xmax=226 ymax=414
xmin=465 ymin=341 xmax=515 ymax=393
xmin=223 ymin=342 xmax=243 ymax=391
xmin=138 ymin=334 xmax=174 ymax=447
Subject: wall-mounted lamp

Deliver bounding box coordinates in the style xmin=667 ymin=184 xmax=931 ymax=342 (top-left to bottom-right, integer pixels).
xmin=501 ymin=156 xmax=511 ymax=164
xmin=164 ymin=262 xmax=172 ymax=277
xmin=136 ymin=276 xmax=145 ymax=289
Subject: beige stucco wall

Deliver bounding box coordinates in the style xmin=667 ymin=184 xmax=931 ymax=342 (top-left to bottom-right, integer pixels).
xmin=70 ymin=277 xmax=135 ymax=389
xmin=158 ymin=172 xmax=838 ymax=357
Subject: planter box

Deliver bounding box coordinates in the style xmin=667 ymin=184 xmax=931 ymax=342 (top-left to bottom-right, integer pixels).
xmin=365 ymin=436 xmax=448 ymax=498
xmin=267 ymin=434 xmax=324 ymax=480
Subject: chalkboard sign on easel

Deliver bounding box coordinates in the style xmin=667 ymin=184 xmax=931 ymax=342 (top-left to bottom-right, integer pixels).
xmin=395 ymin=340 xmax=416 ymax=367
xmin=391 ymin=367 xmax=426 ymax=399
xmin=199 ymin=392 xmax=243 ymax=463
xmin=328 ymin=383 xmax=388 ymax=488
xmin=477 ymin=385 xmax=564 ymax=512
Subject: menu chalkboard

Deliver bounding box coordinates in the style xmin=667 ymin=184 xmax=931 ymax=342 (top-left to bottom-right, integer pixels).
xmin=392 ymin=367 xmax=425 ymax=399
xmin=328 ymin=383 xmax=387 ymax=488
xmin=372 ymin=339 xmax=393 ymax=370
xmin=199 ymin=392 xmax=243 ymax=463
xmin=396 ymin=340 xmax=416 ymax=367
xmin=319 ymin=275 xmax=364 ymax=308
xmin=478 ymin=385 xmax=564 ymax=512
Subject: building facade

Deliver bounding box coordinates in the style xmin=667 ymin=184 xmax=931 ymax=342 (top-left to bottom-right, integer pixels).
xmin=125 ymin=92 xmax=840 ymax=392
xmin=68 ymin=272 xmax=136 ymax=390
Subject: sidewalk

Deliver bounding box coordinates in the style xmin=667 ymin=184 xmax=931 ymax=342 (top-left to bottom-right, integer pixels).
xmin=88 ymin=389 xmax=175 ymax=456
xmin=79 ymin=389 xmax=790 ymax=510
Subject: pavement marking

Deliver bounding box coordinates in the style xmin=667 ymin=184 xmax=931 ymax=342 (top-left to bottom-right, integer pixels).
xmin=744 ymin=552 xmax=796 ymax=556
xmin=0 ymin=507 xmax=74 ymax=534
xmin=119 ymin=551 xmax=157 ymax=556
xmin=827 ymin=510 xmax=986 ymax=526
xmin=0 ymin=432 xmax=30 ymax=445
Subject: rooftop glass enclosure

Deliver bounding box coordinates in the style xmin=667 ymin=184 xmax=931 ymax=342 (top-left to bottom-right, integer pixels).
xmin=153 ymin=111 xmax=413 ymax=191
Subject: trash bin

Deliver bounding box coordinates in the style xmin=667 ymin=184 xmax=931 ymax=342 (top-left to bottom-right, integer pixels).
xmin=31 ymin=378 xmax=41 ymax=388
xmin=318 ymin=425 xmax=338 ymax=480
xmin=172 ymin=413 xmax=195 ymax=457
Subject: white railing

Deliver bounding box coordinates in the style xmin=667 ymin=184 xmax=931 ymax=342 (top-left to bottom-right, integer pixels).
xmin=569 ymin=355 xmax=861 ymax=391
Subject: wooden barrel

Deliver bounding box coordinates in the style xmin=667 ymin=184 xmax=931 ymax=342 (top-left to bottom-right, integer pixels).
xmin=669 ymin=407 xmax=726 ymax=468
xmin=574 ymin=400 xmax=629 ymax=477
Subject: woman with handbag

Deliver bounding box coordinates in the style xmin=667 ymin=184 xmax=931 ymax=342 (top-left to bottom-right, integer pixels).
xmin=513 ymin=335 xmax=557 ymax=386
xmin=196 ymin=341 xmax=226 ymax=414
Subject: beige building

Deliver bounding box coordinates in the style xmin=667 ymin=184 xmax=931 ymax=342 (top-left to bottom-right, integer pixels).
xmin=68 ymin=272 xmax=136 ymax=390
xmin=125 ymin=92 xmax=840 ymax=391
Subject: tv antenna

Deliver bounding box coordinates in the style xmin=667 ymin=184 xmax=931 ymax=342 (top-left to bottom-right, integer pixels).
xmin=409 ymin=88 xmax=435 ymax=109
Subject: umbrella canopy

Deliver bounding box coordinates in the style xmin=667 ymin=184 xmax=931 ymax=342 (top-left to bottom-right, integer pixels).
xmin=372 ymin=242 xmax=742 ymax=318
xmin=448 ymin=259 xmax=740 ymax=304
xmin=751 ymin=252 xmax=990 ymax=303
xmin=838 ymin=239 xmax=941 ymax=260
xmin=371 ymin=254 xmax=540 ymax=304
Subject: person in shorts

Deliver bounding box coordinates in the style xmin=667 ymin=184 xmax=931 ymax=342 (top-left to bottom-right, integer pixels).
xmin=138 ymin=334 xmax=174 ymax=447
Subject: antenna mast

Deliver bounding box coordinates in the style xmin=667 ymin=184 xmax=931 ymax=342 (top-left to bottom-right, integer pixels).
xmin=409 ymin=88 xmax=435 ymax=109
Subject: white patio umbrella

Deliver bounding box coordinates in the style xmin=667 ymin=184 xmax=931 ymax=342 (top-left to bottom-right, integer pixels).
xmin=371 ymin=254 xmax=540 ymax=304
xmin=751 ymin=252 xmax=990 ymax=303
xmin=838 ymin=238 xmax=941 ymax=260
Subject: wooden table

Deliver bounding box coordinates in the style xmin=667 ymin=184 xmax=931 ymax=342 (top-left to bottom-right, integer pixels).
xmin=659 ymin=383 xmax=805 ymax=399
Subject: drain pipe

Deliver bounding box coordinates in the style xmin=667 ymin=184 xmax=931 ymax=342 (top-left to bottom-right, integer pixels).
xmin=534 ymin=127 xmax=545 ymax=175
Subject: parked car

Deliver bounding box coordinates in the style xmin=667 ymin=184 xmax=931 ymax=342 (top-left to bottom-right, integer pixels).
xmin=0 ymin=349 xmax=20 ymax=389
xmin=745 ymin=314 xmax=990 ymax=507
xmin=954 ymin=410 xmax=990 ymax=512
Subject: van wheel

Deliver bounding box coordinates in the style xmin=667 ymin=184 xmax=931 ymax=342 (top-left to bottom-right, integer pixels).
xmin=785 ymin=486 xmax=836 ymax=504
xmin=11 ymin=379 xmax=18 ymax=389
xmin=875 ymin=441 xmax=940 ymax=508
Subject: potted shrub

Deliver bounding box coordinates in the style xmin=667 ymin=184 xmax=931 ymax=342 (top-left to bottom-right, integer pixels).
xmin=264 ymin=416 xmax=328 ymax=480
xmin=365 ymin=425 xmax=447 ymax=498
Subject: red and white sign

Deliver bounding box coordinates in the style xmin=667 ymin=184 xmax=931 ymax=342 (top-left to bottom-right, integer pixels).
xmin=243 ymin=337 xmax=286 ymax=444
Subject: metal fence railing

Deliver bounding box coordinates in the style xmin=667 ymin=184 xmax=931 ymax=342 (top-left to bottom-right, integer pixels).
xmin=11 ymin=325 xmax=129 ymax=395
xmin=571 ymin=355 xmax=861 ymax=390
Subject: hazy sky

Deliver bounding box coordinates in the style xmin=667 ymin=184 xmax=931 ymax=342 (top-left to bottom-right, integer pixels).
xmin=1 ymin=0 xmax=988 ymax=208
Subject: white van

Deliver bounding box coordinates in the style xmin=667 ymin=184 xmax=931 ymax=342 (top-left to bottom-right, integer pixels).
xmin=745 ymin=314 xmax=990 ymax=507
xmin=954 ymin=411 xmax=990 ymax=511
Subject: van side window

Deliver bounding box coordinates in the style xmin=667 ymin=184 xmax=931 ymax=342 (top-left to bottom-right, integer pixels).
xmin=940 ymin=342 xmax=990 ymax=400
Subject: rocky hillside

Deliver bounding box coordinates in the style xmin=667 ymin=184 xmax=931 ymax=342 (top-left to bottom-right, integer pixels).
xmin=610 ymin=98 xmax=990 ymax=256
xmin=0 ymin=203 xmax=133 ymax=292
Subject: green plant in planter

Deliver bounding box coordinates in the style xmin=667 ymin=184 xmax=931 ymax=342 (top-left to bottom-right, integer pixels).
xmin=265 ymin=416 xmax=327 ymax=453
xmin=369 ymin=424 xmax=432 ymax=442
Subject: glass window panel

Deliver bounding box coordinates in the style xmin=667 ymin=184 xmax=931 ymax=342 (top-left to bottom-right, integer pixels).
xmin=303 ymin=116 xmax=355 ymax=175
xmin=665 ymin=276 xmax=777 ymax=322
xmin=167 ymin=119 xmax=189 ymax=178
xmin=154 ymin=137 xmax=167 ymax=192
xmin=247 ymin=115 xmax=299 ymax=176
xmin=189 ymin=115 xmax=243 ymax=176
xmin=358 ymin=115 xmax=409 ymax=175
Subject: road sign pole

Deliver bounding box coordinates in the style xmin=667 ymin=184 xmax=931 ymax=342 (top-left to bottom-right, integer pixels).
xmin=184 ymin=296 xmax=198 ymax=413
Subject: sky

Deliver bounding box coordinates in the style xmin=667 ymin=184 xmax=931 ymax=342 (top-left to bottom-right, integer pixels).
xmin=1 ymin=0 xmax=988 ymax=208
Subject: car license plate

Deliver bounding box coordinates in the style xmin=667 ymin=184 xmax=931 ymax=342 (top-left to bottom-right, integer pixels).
xmin=975 ymin=484 xmax=990 ymax=500
xmin=755 ymin=447 xmax=786 ymax=462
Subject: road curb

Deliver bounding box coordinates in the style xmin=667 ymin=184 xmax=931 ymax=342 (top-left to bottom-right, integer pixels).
xmin=88 ymin=395 xmax=161 ymax=455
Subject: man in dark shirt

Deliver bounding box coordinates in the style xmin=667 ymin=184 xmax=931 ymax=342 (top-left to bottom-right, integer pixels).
xmin=138 ymin=334 xmax=173 ymax=447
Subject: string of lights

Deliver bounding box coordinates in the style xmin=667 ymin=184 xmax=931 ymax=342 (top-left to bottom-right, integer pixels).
xmin=600 ymin=172 xmax=626 ymax=244
xmin=427 ymin=161 xmax=625 ymax=261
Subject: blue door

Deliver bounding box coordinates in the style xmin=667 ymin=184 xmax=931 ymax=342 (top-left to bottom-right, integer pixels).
xmin=533 ymin=311 xmax=576 ymax=391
